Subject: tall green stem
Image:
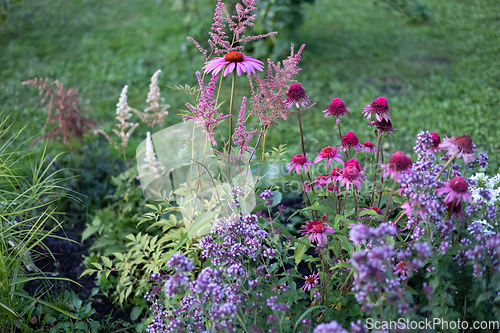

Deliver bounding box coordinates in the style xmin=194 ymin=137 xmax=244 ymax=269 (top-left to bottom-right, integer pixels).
xmin=370 ymin=130 xmax=381 ymax=205
xmin=297 ymin=110 xmax=306 ymax=157
xmin=228 ymin=70 xmax=237 ymax=156
xmin=384 ymin=177 xmax=397 ymax=222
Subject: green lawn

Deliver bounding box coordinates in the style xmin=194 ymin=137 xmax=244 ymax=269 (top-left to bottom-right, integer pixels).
xmin=1 ymin=0 xmax=499 ymax=172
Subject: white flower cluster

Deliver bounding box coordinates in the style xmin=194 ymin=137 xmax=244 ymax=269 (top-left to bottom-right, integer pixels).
xmin=469 ymin=173 xmax=500 ymax=206
xmin=146 ymin=70 xmax=164 ymax=113
xmin=116 ymin=85 xmax=132 ymax=123
xmin=143 ymin=131 xmax=164 ymax=179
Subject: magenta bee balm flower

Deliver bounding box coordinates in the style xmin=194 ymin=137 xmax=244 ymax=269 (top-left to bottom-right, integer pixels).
xmin=283 ymin=83 xmax=311 ymax=109
xmin=362 ymin=96 xmax=391 ymax=121
xmin=285 ymin=154 xmax=313 ymax=174
xmin=313 ymin=146 xmax=344 ymax=167
xmin=203 ymin=51 xmax=264 ymax=77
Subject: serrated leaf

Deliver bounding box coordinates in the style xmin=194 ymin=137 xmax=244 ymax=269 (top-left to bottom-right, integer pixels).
xmin=91 ymin=263 xmax=103 ymax=270
xmin=101 ymin=256 xmax=113 ymax=268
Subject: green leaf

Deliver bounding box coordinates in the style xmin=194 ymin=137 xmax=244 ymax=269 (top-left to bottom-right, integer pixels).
xmin=101 ymin=256 xmax=113 ymax=268
xmin=294 ymin=241 xmax=310 ymax=265
xmin=293 ymin=306 xmax=329 ymax=333
xmin=130 ymin=306 xmax=144 ymax=321
xmin=171 ymin=211 xmax=218 ymax=255
xmin=302 ymin=203 xmax=336 ymax=216
xmin=91 ymin=263 xmax=103 ymax=270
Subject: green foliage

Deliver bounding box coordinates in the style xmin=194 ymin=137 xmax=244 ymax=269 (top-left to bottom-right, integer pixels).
xmin=375 ymin=0 xmax=431 ymax=22
xmin=0 ymin=115 xmax=80 ymax=332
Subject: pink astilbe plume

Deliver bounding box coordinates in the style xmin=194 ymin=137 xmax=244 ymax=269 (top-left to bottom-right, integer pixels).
xmin=248 ymin=44 xmax=309 ymax=127
xmin=232 ymin=96 xmax=261 ymax=157
xmin=188 ymin=0 xmax=277 ymax=58
xmin=183 ymin=72 xmax=231 ymax=146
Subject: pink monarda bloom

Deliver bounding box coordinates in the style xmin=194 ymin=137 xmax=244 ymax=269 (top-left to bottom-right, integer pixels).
xmin=285 ymin=154 xmax=313 ymax=174
xmin=436 ymin=176 xmax=472 ymax=204
xmin=430 ymin=132 xmax=441 ymax=151
xmin=381 ymin=151 xmax=413 ymax=180
xmin=338 ymin=158 xmax=365 ymax=190
xmin=283 ymin=83 xmax=311 ymax=109
xmin=322 ymin=98 xmax=350 ymax=124
xmin=362 ymin=96 xmax=391 ymax=121
xmin=302 ymin=272 xmax=320 ymax=292
xmin=338 ymin=132 xmax=363 ymax=153
xmin=301 ymin=220 xmax=335 ymax=246
xmin=203 ymin=51 xmax=264 ymax=77
xmin=363 ymin=141 xmax=376 ymax=153
xmin=313 ymin=146 xmax=344 ymax=167
xmin=439 ymin=134 xmax=475 ymax=164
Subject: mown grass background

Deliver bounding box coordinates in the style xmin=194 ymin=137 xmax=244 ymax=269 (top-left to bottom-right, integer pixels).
xmin=1 ymin=0 xmax=499 ymax=172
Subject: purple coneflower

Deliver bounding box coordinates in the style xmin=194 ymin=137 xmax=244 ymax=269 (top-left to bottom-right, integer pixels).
xmin=394 ymin=260 xmax=415 ymax=278
xmin=302 ymin=272 xmax=320 ymax=292
xmin=368 ymin=118 xmax=397 ymax=134
xmin=338 ymin=158 xmax=365 ymax=191
xmin=338 ymin=132 xmax=363 ymax=153
xmin=362 ymin=96 xmax=391 ymax=121
xmin=436 ymin=176 xmax=472 ymax=204
xmin=283 ymin=83 xmax=311 ymax=109
xmin=363 ymin=142 xmax=376 ymax=153
xmin=313 ymin=146 xmax=344 ymax=167
xmin=285 ymin=154 xmax=313 ymax=174
xmin=322 ymin=98 xmax=349 ymax=124
xmin=301 ymin=220 xmax=335 ymax=246
xmin=439 ymin=134 xmax=475 ymax=164
xmin=381 ymin=151 xmax=413 ymax=180
xmin=203 ymin=51 xmax=264 ymax=77
xmin=430 ymin=132 xmax=441 ymax=151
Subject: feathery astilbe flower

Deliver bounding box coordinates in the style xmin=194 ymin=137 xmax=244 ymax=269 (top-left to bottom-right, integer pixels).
xmin=140 ymin=131 xmax=165 ymax=180
xmin=183 ymin=72 xmax=231 ymax=146
xmin=439 ymin=134 xmax=475 ymax=164
xmin=113 ymin=85 xmax=139 ymax=150
xmin=204 ymin=51 xmax=264 ymax=77
xmin=248 ymin=44 xmax=309 ymax=127
xmin=362 ymin=96 xmax=391 ymax=121
xmin=322 ymin=98 xmax=350 ymax=124
xmin=188 ymin=0 xmax=277 ymax=58
xmin=145 ymin=70 xmax=163 ymax=112
xmin=231 ymin=96 xmax=261 ymax=157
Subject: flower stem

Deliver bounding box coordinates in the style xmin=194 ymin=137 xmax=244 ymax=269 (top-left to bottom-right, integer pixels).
xmin=370 ymin=130 xmax=381 ymax=205
xmin=337 ymin=122 xmax=342 ymax=141
xmin=353 ymin=187 xmax=358 ymax=221
xmin=297 ymin=109 xmax=306 ymax=157
xmin=434 ymin=151 xmax=459 ymax=180
xmin=384 ymin=177 xmax=397 ymax=222
xmin=228 ymin=70 xmax=237 ymax=156
xmin=342 ymin=186 xmax=349 ymax=224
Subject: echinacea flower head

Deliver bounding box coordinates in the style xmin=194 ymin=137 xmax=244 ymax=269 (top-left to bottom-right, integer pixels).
xmin=322 ymin=98 xmax=349 ymax=124
xmin=393 ymin=260 xmax=415 ymax=278
xmin=446 ymin=200 xmax=464 ymax=220
xmin=283 ymin=83 xmax=311 ymax=109
xmin=381 ymin=151 xmax=413 ymax=180
xmin=436 ymin=176 xmax=472 ymax=204
xmin=362 ymin=206 xmax=383 ymax=215
xmin=338 ymin=158 xmax=365 ymax=190
xmin=285 ymin=154 xmax=313 ymax=174
xmin=203 ymin=51 xmax=264 ymax=77
xmin=430 ymin=132 xmax=441 ymax=151
xmin=363 ymin=141 xmax=376 ymax=153
xmin=313 ymin=146 xmax=344 ymax=167
xmin=338 ymin=132 xmax=363 ymax=152
xmin=331 ymin=168 xmax=342 ymax=181
xmin=362 ymin=96 xmax=391 ymax=121
xmin=301 ymin=220 xmax=335 ymax=246
xmin=302 ymin=272 xmax=320 ymax=292
xmin=368 ymin=118 xmax=397 ymax=134
xmin=439 ymin=134 xmax=475 ymax=164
